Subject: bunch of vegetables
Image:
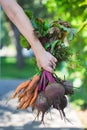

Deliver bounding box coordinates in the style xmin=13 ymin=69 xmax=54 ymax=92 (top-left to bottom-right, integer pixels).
xmin=10 ymin=70 xmax=74 ymax=122
xmin=10 ymin=10 xmax=77 ymax=123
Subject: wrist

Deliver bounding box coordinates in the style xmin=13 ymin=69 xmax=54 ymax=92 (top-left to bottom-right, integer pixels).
xmin=31 ymin=41 xmax=45 ymax=57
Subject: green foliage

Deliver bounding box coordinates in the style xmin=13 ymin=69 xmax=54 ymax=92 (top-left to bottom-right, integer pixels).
xmin=25 ymin=10 xmax=33 ymax=19
xmin=60 ymin=26 xmax=78 ymax=41
xmin=20 ymin=10 xmax=76 ymax=64
xmin=34 ymin=19 xmax=51 ymax=36
xmin=20 ymin=35 xmax=30 ymax=49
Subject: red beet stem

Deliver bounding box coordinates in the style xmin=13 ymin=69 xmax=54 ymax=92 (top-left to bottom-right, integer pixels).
xmin=44 ymin=70 xmax=55 ymax=83
xmin=38 ymin=70 xmax=55 ymax=91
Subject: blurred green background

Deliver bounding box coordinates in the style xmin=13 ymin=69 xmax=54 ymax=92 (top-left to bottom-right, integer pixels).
xmin=0 ymin=0 xmax=87 ymax=110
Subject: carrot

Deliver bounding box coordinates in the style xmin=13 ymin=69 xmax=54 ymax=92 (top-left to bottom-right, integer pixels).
xmin=18 ymin=93 xmax=29 ymax=102
xmin=18 ymin=89 xmax=34 ymax=102
xmin=22 ymin=95 xmax=33 ymax=109
xmin=11 ymin=80 xmax=31 ymax=99
xmin=29 ymin=87 xmax=38 ymax=106
xmin=25 ymin=75 xmax=40 ymax=93
xmin=18 ymin=91 xmax=26 ymax=101
xmin=16 ymin=80 xmax=30 ymax=93
xmin=18 ymin=86 xmax=32 ymax=101
xmin=17 ymin=94 xmax=31 ymax=109
xmin=17 ymin=96 xmax=30 ymax=109
xmin=17 ymin=97 xmax=27 ymax=109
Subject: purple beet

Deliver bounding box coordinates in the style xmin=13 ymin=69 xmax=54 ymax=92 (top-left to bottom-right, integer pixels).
xmin=62 ymin=80 xmax=74 ymax=95
xmin=35 ymin=92 xmax=51 ymax=122
xmin=45 ymin=82 xmax=65 ymax=102
xmin=53 ymin=95 xmax=67 ymax=110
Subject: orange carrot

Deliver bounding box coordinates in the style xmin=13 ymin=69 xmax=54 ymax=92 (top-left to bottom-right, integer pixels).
xmin=25 ymin=75 xmax=40 ymax=93
xmin=22 ymin=95 xmax=33 ymax=109
xmin=18 ymin=93 xmax=28 ymax=102
xmin=17 ymin=95 xmax=30 ymax=109
xmin=18 ymin=91 xmax=26 ymax=100
xmin=11 ymin=80 xmax=31 ymax=99
xmin=29 ymin=87 xmax=38 ymax=105
xmin=17 ymin=97 xmax=26 ymax=109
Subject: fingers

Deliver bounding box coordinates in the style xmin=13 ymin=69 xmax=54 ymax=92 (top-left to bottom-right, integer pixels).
xmin=48 ymin=56 xmax=57 ymax=72
xmin=50 ymin=60 xmax=56 ymax=69
xmin=45 ymin=67 xmax=54 ymax=73
xmin=46 ymin=55 xmax=57 ymax=72
xmin=36 ymin=51 xmax=57 ymax=73
xmin=37 ymin=62 xmax=54 ymax=73
xmin=47 ymin=62 xmax=56 ymax=73
xmin=37 ymin=61 xmax=55 ymax=73
xmin=53 ymin=57 xmax=57 ymax=63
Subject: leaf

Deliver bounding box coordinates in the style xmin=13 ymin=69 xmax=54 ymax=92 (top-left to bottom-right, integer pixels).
xmin=43 ymin=21 xmax=51 ymax=31
xmin=59 ymin=25 xmax=69 ymax=31
xmin=25 ymin=10 xmax=33 ymax=20
xmin=67 ymin=28 xmax=78 ymax=41
xmin=44 ymin=42 xmax=51 ymax=50
xmin=59 ymin=25 xmax=77 ymax=40
xmin=20 ymin=35 xmax=30 ymax=49
xmin=51 ymin=40 xmax=61 ymax=55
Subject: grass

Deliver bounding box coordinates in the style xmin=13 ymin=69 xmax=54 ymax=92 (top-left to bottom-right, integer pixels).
xmin=0 ymin=57 xmax=38 ymax=79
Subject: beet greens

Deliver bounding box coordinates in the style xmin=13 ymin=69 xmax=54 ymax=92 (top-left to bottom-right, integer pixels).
xmin=20 ymin=10 xmax=77 ymax=63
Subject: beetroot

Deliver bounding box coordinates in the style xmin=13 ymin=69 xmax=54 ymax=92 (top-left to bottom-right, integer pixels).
xmin=62 ymin=80 xmax=74 ymax=95
xmin=53 ymin=96 xmax=67 ymax=110
xmin=35 ymin=82 xmax=67 ymax=122
xmin=35 ymin=92 xmax=50 ymax=112
xmin=53 ymin=95 xmax=67 ymax=119
xmin=35 ymin=70 xmax=74 ymax=122
xmin=45 ymin=82 xmax=65 ymax=101
xmin=45 ymin=83 xmax=68 ymax=120
xmin=35 ymin=92 xmax=51 ymax=122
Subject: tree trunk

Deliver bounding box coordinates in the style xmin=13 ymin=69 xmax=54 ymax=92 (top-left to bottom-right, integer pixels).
xmin=11 ymin=23 xmax=24 ymax=68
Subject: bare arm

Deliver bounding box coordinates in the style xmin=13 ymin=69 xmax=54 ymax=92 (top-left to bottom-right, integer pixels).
xmin=0 ymin=0 xmax=57 ymax=72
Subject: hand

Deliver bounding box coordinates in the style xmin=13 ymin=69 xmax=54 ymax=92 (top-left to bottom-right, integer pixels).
xmin=36 ymin=50 xmax=57 ymax=73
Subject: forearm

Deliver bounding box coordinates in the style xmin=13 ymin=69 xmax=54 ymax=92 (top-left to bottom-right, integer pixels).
xmin=0 ymin=0 xmax=45 ymax=55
